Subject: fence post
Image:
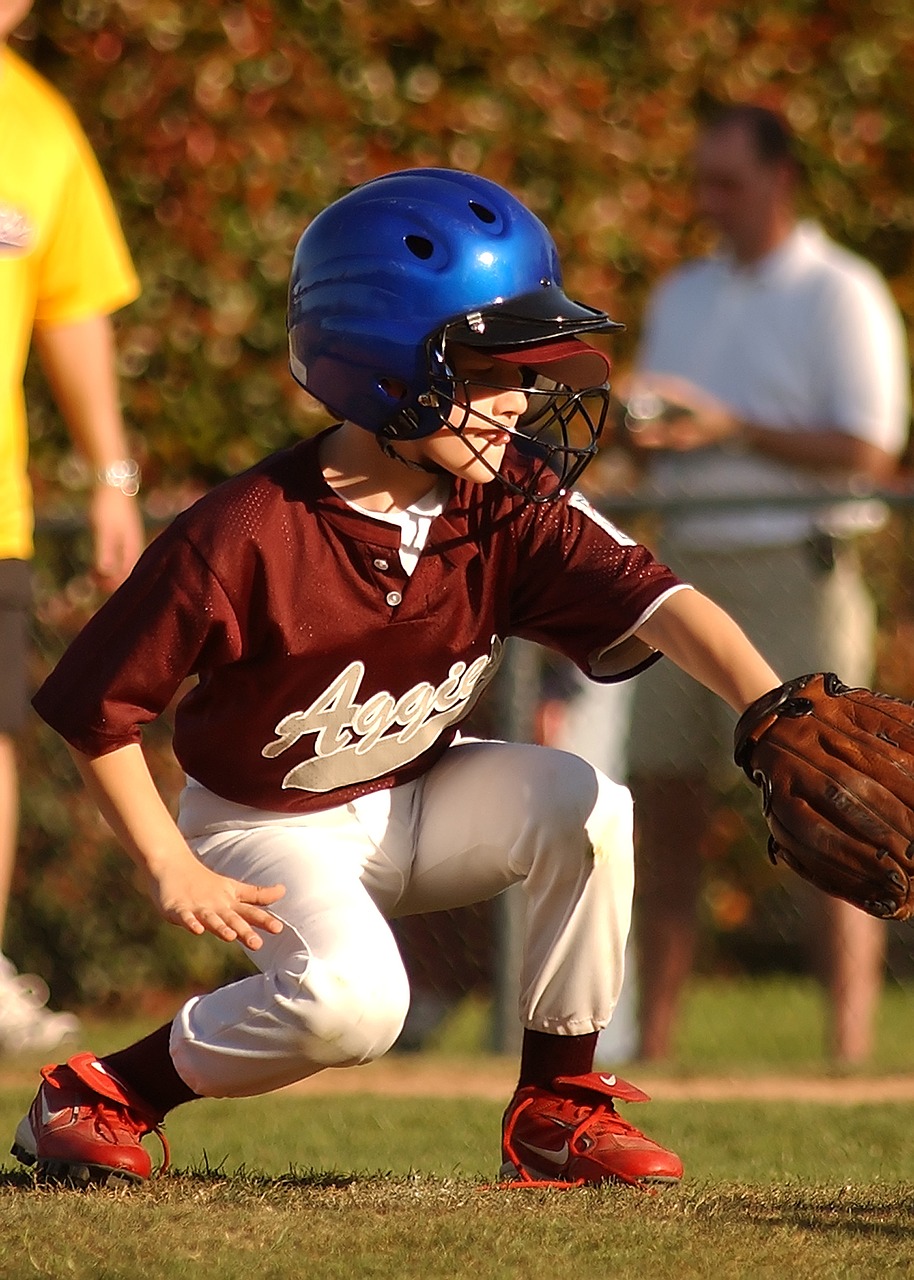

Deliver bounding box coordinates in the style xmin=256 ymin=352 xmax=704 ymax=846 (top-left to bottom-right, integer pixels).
xmin=489 ymin=637 xmax=542 ymax=1054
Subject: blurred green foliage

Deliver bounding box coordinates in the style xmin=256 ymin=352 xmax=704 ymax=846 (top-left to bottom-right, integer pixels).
xmin=9 ymin=0 xmax=914 ymax=1008
xmin=17 ymin=0 xmax=914 ymax=496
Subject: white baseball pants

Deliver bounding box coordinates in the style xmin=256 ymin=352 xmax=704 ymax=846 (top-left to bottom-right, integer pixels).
xmin=169 ymin=739 xmax=634 ymax=1098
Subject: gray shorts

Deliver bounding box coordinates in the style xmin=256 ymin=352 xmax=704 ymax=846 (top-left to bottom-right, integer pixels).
xmin=0 ymin=559 xmax=33 ymax=735
xmin=627 ymin=539 xmax=875 ymax=782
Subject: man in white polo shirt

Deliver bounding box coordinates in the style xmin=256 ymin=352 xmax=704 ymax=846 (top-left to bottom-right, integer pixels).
xmin=625 ymin=103 xmax=910 ymax=1065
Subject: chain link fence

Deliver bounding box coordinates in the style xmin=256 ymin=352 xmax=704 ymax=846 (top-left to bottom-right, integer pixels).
xmin=10 ymin=490 xmax=914 ymax=1051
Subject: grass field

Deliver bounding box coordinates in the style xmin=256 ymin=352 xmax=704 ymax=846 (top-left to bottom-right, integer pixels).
xmin=2 ymin=975 xmax=914 ymax=1279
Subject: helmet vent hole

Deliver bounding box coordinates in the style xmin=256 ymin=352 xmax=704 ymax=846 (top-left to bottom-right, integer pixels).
xmin=405 ymin=234 xmax=434 ymax=260
xmin=468 ymin=201 xmax=497 ymax=224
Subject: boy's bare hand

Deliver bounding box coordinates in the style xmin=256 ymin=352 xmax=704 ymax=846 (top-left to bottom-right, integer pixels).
xmin=149 ymin=860 xmax=286 ymax=949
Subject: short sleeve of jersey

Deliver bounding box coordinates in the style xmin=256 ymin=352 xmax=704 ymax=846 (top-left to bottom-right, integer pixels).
xmin=508 ymin=487 xmax=688 ymax=680
xmin=30 ymin=79 xmax=139 ymax=325
xmin=32 ymin=517 xmax=244 ymax=757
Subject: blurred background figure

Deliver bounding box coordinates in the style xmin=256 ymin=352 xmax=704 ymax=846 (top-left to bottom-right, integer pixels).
xmin=0 ymin=1 xmax=143 ymax=1053
xmin=622 ymin=102 xmax=910 ymax=1065
xmin=389 ymin=906 xmax=494 ymax=1053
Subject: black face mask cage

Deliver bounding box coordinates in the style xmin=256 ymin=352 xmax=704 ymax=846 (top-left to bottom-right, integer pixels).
xmin=378 ymin=318 xmax=612 ymax=498
xmin=432 ymin=373 xmax=610 ymax=503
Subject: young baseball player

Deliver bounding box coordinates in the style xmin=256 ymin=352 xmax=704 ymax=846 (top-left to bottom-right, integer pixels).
xmin=11 ymin=168 xmax=779 ymax=1189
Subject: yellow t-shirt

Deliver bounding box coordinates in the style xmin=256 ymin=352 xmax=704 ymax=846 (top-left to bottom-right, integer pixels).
xmin=0 ymin=47 xmax=140 ymax=559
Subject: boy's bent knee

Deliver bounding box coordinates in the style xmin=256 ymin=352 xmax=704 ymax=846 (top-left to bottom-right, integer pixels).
xmin=172 ymin=951 xmax=410 ymax=1095
xmin=275 ymin=952 xmax=409 ymax=1067
xmin=586 ymin=772 xmax=634 ymax=868
xmin=533 ymin=751 xmax=633 ymax=861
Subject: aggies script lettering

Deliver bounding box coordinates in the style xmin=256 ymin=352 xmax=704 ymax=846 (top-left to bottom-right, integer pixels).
xmin=262 ymin=637 xmax=504 ymax=792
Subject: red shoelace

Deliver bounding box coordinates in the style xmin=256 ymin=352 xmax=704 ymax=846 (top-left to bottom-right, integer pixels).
xmin=81 ymin=1095 xmax=171 ymax=1174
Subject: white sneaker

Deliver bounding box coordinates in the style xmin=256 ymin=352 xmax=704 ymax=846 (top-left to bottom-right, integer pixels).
xmin=0 ymin=956 xmax=80 ymax=1056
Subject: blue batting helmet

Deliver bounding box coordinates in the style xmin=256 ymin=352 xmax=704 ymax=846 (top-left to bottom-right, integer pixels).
xmin=287 ymin=168 xmax=622 ymax=439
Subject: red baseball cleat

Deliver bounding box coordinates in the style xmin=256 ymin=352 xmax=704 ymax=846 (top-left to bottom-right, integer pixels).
xmin=10 ymin=1051 xmax=169 ymax=1187
xmin=500 ymin=1071 xmax=683 ymax=1188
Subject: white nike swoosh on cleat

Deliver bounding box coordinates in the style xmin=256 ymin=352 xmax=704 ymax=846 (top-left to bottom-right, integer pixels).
xmin=599 ymin=1074 xmax=617 ymax=1087
xmin=520 ymin=1140 xmax=570 ymax=1167
xmin=40 ymin=1096 xmax=70 ymax=1128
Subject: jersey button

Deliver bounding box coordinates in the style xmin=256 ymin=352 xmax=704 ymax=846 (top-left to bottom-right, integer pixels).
xmin=373 ymin=558 xmax=389 ymax=570
xmin=385 ymin=590 xmax=402 ymax=607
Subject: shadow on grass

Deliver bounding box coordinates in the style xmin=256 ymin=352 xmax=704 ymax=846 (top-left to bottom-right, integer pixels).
xmin=704 ymin=1187 xmax=914 ymax=1239
xmin=0 ymin=1158 xmax=370 ymax=1193
xmin=186 ymin=1155 xmax=364 ymax=1189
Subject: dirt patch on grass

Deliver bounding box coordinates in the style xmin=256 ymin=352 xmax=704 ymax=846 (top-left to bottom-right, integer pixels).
xmin=277 ymin=1058 xmax=914 ymax=1104
xmin=4 ymin=1054 xmax=914 ymax=1104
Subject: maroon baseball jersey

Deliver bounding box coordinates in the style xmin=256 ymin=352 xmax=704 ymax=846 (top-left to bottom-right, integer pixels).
xmin=33 ymin=428 xmax=686 ymax=813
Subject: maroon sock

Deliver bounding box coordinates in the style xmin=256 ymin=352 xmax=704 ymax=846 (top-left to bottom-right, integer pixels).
xmin=101 ymin=1021 xmax=200 ymax=1117
xmin=518 ymin=1029 xmax=599 ymax=1090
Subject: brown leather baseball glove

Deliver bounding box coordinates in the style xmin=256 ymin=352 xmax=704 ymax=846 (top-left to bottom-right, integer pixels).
xmin=733 ymin=672 xmax=914 ymax=920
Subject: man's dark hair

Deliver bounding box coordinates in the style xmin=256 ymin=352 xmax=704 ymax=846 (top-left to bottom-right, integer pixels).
xmin=703 ymin=103 xmax=802 ymax=174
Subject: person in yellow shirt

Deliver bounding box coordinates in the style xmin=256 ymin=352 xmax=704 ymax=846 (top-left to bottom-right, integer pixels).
xmin=0 ymin=1 xmax=144 ymax=1052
